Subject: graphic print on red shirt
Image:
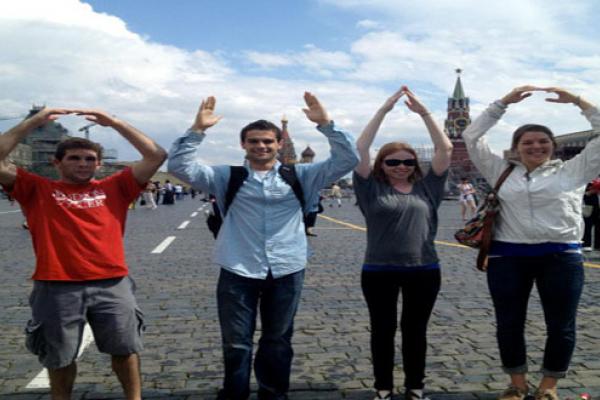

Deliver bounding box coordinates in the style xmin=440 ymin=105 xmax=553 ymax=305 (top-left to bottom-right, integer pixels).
xmin=8 ymin=167 xmax=144 ymax=281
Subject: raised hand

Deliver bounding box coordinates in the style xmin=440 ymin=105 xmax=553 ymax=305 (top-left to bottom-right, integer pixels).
xmin=302 ymin=92 xmax=330 ymax=126
xmin=28 ymin=108 xmax=72 ymax=127
xmin=192 ymin=96 xmax=222 ymax=132
xmin=379 ymin=88 xmax=405 ymax=113
xmin=543 ymin=87 xmax=580 ymax=105
xmin=403 ymin=87 xmax=430 ymax=116
xmin=500 ymin=85 xmax=543 ymax=105
xmin=72 ymin=109 xmax=118 ymax=127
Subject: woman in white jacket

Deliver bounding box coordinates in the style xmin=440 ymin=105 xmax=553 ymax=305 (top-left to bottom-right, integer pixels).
xmin=462 ymin=86 xmax=599 ymax=400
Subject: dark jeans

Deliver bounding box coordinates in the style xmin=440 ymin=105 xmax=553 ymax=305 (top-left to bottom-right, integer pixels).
xmin=361 ymin=268 xmax=441 ymax=391
xmin=487 ymin=252 xmax=584 ymax=378
xmin=217 ymin=268 xmax=304 ymax=400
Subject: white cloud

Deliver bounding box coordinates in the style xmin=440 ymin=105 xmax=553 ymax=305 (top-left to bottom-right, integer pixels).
xmin=244 ymin=45 xmax=355 ymax=77
xmin=356 ymin=19 xmax=382 ymax=30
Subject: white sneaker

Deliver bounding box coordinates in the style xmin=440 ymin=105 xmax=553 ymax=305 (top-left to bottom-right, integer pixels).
xmin=405 ymin=389 xmax=431 ymax=400
xmin=583 ymin=247 xmax=593 ymax=252
xmin=373 ymin=390 xmax=392 ymax=399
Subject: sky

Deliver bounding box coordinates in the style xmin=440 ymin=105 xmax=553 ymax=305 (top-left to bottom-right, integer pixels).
xmin=1 ymin=0 xmax=599 ymax=164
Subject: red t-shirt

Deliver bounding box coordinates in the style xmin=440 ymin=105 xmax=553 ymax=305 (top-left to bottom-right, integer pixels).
xmin=8 ymin=167 xmax=143 ymax=281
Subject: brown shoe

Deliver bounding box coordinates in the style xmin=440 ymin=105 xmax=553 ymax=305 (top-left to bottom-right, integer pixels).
xmin=498 ymin=385 xmax=528 ymax=400
xmin=533 ymin=388 xmax=559 ymax=400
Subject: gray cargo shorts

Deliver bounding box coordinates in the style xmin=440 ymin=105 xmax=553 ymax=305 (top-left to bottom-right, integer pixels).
xmin=25 ymin=276 xmax=145 ymax=369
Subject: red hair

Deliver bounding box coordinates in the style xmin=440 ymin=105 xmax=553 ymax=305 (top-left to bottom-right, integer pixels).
xmin=372 ymin=142 xmax=422 ymax=184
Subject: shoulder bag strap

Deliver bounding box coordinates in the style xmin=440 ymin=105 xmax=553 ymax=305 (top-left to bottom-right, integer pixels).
xmin=477 ymin=164 xmax=515 ymax=271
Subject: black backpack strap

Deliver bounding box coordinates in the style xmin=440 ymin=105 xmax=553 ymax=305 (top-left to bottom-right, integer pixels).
xmin=278 ymin=164 xmax=305 ymax=211
xmin=223 ymin=166 xmax=249 ymax=215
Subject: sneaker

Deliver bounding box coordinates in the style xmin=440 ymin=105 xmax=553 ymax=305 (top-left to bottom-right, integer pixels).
xmin=498 ymin=385 xmax=528 ymax=400
xmin=373 ymin=390 xmax=392 ymax=399
xmin=533 ymin=388 xmax=559 ymax=400
xmin=583 ymin=247 xmax=593 ymax=252
xmin=405 ymin=389 xmax=431 ymax=400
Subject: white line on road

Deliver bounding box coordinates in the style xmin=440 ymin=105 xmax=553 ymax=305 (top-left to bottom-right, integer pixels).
xmin=26 ymin=323 xmax=95 ymax=389
xmin=151 ymin=236 xmax=176 ymax=254
xmin=0 ymin=210 xmax=21 ymax=214
xmin=177 ymin=221 xmax=190 ymax=230
xmin=190 ymin=212 xmax=198 ymax=218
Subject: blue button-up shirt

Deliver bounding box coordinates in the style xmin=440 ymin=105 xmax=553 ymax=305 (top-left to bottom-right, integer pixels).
xmin=167 ymin=122 xmax=358 ymax=279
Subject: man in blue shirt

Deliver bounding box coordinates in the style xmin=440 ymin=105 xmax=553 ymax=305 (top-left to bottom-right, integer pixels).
xmin=168 ymin=93 xmax=358 ymax=400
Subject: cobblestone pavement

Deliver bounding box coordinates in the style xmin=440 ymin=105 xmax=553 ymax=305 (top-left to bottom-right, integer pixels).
xmin=2 ymin=196 xmax=600 ymax=400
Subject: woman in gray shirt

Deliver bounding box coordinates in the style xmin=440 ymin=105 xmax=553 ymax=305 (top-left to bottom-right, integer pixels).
xmin=354 ymin=87 xmax=453 ymax=400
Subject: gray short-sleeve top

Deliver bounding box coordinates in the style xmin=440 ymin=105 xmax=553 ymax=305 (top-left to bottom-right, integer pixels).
xmin=353 ymin=169 xmax=448 ymax=267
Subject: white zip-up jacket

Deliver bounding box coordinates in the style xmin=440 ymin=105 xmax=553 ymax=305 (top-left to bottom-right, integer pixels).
xmin=463 ymin=100 xmax=600 ymax=244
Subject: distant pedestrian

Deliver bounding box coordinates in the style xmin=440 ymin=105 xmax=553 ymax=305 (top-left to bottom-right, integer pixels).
xmin=457 ymin=177 xmax=477 ymax=221
xmin=142 ymin=181 xmax=158 ymax=209
xmin=329 ymin=183 xmax=342 ymax=207
xmin=354 ymin=87 xmax=453 ymax=400
xmin=174 ymin=183 xmax=183 ymax=200
xmin=162 ymin=180 xmax=175 ymax=204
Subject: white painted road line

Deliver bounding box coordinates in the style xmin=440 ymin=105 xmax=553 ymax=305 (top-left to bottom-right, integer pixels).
xmin=190 ymin=212 xmax=198 ymax=218
xmin=151 ymin=236 xmax=176 ymax=254
xmin=177 ymin=221 xmax=190 ymax=230
xmin=0 ymin=210 xmax=21 ymax=214
xmin=26 ymin=323 xmax=95 ymax=389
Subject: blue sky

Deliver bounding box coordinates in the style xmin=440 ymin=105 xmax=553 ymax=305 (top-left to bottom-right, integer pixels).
xmin=1 ymin=0 xmax=599 ymax=163
xmin=85 ymin=1 xmax=359 ymax=53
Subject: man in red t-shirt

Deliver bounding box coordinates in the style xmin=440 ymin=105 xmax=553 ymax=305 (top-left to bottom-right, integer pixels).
xmin=0 ymin=107 xmax=167 ymax=400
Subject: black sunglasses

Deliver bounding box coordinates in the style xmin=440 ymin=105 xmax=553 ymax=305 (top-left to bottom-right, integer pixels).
xmin=383 ymin=159 xmax=417 ymax=167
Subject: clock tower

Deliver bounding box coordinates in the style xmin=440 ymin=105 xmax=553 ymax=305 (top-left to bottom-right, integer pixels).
xmin=444 ymin=69 xmax=481 ymax=189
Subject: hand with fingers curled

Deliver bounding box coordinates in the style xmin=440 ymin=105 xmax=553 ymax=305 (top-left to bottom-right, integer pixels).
xmin=543 ymin=87 xmax=581 ymax=105
xmin=302 ymin=91 xmax=331 ymax=127
xmin=500 ymin=85 xmax=544 ymax=105
xmin=71 ymin=109 xmax=119 ymax=127
xmin=402 ymin=86 xmax=431 ymax=117
xmin=27 ymin=108 xmax=73 ymax=128
xmin=379 ymin=87 xmax=406 ymax=114
xmin=192 ymin=96 xmax=223 ymax=133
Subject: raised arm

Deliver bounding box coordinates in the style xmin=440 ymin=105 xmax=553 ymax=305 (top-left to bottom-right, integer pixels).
xmin=190 ymin=96 xmax=223 ymax=133
xmin=167 ymin=97 xmax=225 ymax=194
xmin=297 ymin=92 xmax=358 ymax=210
xmin=463 ymin=85 xmax=541 ymax=182
xmin=73 ymin=110 xmax=167 ymax=185
xmin=354 ymin=88 xmax=405 ymax=178
xmin=0 ymin=108 xmax=71 ymax=188
xmin=543 ymin=87 xmax=600 ymax=186
xmin=404 ymin=88 xmax=453 ymax=175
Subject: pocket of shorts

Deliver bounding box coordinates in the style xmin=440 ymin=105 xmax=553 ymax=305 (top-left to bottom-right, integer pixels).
xmin=24 ymin=320 xmax=45 ymax=356
xmin=135 ymin=308 xmax=146 ymax=336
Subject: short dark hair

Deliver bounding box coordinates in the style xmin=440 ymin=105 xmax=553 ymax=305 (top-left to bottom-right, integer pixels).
xmin=511 ymin=124 xmax=556 ymax=152
xmin=240 ymin=120 xmax=281 ymax=142
xmin=55 ymin=138 xmax=103 ymax=161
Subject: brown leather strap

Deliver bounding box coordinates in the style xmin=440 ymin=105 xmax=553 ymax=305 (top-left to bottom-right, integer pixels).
xmin=477 ymin=164 xmax=515 ymax=270
xmin=493 ymin=164 xmax=516 ymax=192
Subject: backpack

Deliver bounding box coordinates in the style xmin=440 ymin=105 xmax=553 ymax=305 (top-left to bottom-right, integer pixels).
xmin=206 ymin=164 xmax=305 ymax=238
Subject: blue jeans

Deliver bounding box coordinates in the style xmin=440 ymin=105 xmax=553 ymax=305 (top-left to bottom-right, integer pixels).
xmin=487 ymin=252 xmax=584 ymax=378
xmin=217 ymin=268 xmax=304 ymax=400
